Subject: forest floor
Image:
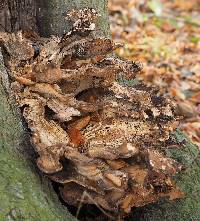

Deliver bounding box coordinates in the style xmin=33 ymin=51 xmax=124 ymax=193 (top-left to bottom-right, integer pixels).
xmin=109 ymin=0 xmax=200 ymax=148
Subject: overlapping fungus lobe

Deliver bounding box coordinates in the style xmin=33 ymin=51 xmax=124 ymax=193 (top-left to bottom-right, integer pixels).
xmin=0 ymin=8 xmax=183 ymax=217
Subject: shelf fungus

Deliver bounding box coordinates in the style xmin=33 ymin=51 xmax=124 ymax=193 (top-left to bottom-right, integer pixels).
xmin=0 ymin=8 xmax=184 ymax=218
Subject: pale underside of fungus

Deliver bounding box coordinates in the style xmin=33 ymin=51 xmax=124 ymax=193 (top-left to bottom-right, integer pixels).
xmin=0 ymin=8 xmax=184 ymax=218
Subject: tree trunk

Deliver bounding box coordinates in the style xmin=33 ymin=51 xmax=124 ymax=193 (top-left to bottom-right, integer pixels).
xmin=0 ymin=0 xmax=109 ymax=221
xmin=0 ymin=0 xmax=199 ymax=221
xmin=1 ymin=0 xmax=37 ymax=32
xmin=36 ymin=0 xmax=110 ymax=37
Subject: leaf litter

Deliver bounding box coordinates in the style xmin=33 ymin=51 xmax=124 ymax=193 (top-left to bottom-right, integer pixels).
xmin=109 ymin=0 xmax=200 ymax=149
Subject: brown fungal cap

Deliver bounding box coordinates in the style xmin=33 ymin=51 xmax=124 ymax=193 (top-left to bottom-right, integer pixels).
xmin=1 ymin=8 xmax=183 ymax=218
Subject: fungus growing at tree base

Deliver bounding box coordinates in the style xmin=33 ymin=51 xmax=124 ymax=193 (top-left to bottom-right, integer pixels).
xmin=0 ymin=8 xmax=184 ymax=219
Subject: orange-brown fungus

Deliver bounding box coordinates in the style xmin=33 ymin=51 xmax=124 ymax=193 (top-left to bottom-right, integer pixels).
xmin=0 ymin=8 xmax=184 ymax=219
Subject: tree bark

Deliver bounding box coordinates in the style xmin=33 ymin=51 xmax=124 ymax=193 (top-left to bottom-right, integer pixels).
xmin=1 ymin=0 xmax=37 ymax=32
xmin=0 ymin=0 xmax=109 ymax=220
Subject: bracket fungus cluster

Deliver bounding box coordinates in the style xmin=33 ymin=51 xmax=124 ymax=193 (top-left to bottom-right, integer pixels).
xmin=0 ymin=8 xmax=184 ymax=218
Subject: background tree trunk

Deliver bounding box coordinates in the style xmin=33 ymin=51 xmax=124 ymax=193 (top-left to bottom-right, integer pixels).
xmin=0 ymin=0 xmax=199 ymax=221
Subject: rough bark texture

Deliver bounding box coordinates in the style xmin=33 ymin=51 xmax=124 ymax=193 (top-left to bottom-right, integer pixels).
xmin=0 ymin=51 xmax=77 ymax=221
xmin=36 ymin=0 xmax=110 ymax=37
xmin=1 ymin=0 xmax=37 ymax=32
